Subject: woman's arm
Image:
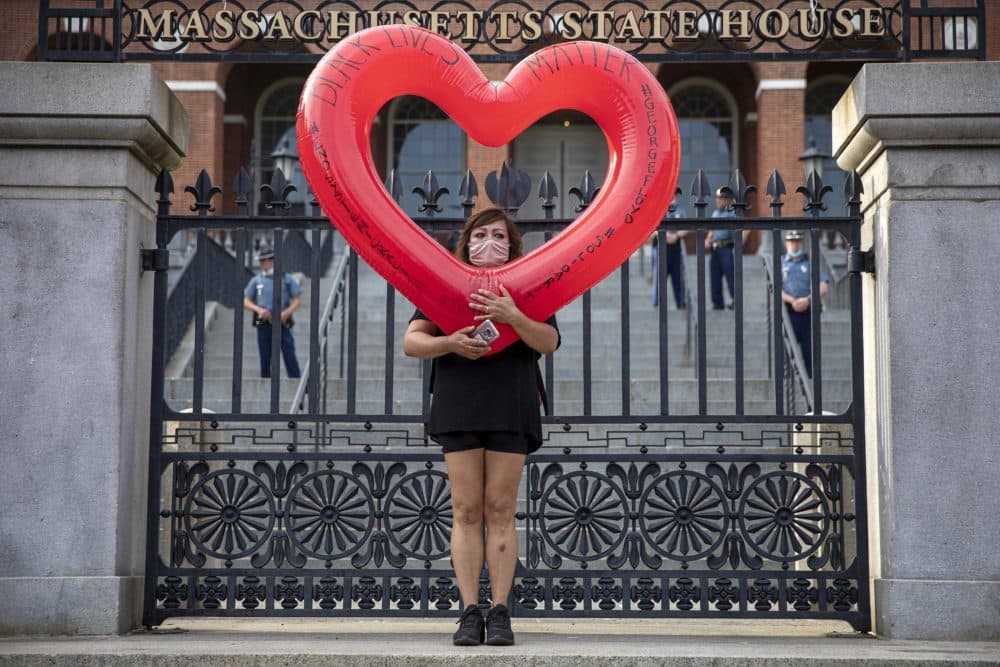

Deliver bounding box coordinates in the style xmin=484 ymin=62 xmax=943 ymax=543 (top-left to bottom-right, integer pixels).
xmin=403 ymin=320 xmax=489 ymax=360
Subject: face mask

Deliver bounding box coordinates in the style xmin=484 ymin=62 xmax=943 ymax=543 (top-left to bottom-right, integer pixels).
xmin=263 ymin=267 xmax=274 ymax=277
xmin=787 ymin=248 xmax=804 ymax=258
xmin=468 ymin=238 xmax=510 ymax=267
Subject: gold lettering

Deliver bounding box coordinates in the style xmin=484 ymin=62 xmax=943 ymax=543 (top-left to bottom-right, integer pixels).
xmin=675 ymin=10 xmax=698 ymax=41
xmin=135 ymin=8 xmax=175 ymax=40
xmin=326 ymin=10 xmax=358 ymax=42
xmin=796 ymin=8 xmax=827 ymax=40
xmin=492 ymin=11 xmax=518 ymax=42
xmin=455 ymin=11 xmax=481 ymax=41
xmin=859 ymin=7 xmax=885 ymax=38
xmin=263 ymin=11 xmax=294 ymax=40
xmin=212 ymin=9 xmax=235 ymax=41
xmin=366 ymin=10 xmax=398 ymax=28
xmin=428 ymin=10 xmax=450 ymax=36
xmin=758 ymin=9 xmax=790 ymax=40
xmin=642 ymin=10 xmax=670 ymax=40
xmin=561 ymin=10 xmax=583 ymax=40
xmin=832 ymin=8 xmax=854 ymax=38
xmin=719 ymin=9 xmax=752 ymax=41
xmin=180 ymin=10 xmax=209 ymax=41
xmin=615 ymin=10 xmax=643 ymax=42
xmin=522 ymin=10 xmax=543 ymax=42
xmin=589 ymin=11 xmax=615 ymax=40
xmin=237 ymin=10 xmax=261 ymax=40
xmin=292 ymin=10 xmax=322 ymax=41
xmin=402 ymin=10 xmax=422 ymax=27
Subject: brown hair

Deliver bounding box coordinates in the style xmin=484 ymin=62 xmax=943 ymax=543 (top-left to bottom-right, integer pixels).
xmin=453 ymin=207 xmax=523 ymax=264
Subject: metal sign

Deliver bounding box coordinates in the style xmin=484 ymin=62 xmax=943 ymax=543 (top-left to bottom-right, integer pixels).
xmin=39 ymin=1 xmax=987 ymax=63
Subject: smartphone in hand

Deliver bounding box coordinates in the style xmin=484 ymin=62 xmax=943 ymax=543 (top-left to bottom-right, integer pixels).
xmin=472 ymin=319 xmax=499 ymax=344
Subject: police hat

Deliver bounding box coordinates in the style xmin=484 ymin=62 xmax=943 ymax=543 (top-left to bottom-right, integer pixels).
xmin=784 ymin=230 xmax=804 ymax=240
xmin=257 ymin=244 xmax=275 ymax=260
xmin=714 ymin=187 xmax=731 ymax=198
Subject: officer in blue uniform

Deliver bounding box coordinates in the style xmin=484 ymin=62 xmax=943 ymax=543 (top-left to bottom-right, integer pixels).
xmin=651 ymin=197 xmax=687 ymax=309
xmin=781 ymin=230 xmax=828 ymax=378
xmin=243 ymin=244 xmax=302 ymax=378
xmin=704 ymin=188 xmax=749 ymax=310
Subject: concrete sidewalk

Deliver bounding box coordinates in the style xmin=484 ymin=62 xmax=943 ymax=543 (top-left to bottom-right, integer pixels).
xmin=2 ymin=618 xmax=999 ymax=666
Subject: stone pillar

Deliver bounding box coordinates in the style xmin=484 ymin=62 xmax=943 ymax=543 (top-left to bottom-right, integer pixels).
xmin=833 ymin=62 xmax=1000 ymax=641
xmin=0 ymin=63 xmax=186 ymax=634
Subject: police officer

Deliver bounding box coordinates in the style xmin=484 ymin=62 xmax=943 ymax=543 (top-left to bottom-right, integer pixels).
xmin=243 ymin=244 xmax=302 ymax=378
xmin=651 ymin=197 xmax=687 ymax=309
xmin=704 ymin=188 xmax=749 ymax=310
xmin=781 ymin=230 xmax=829 ymax=378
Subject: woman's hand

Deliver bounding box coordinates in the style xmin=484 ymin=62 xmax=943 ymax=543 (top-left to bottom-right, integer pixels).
xmin=470 ymin=285 xmax=521 ymax=325
xmin=446 ymin=325 xmax=490 ymax=360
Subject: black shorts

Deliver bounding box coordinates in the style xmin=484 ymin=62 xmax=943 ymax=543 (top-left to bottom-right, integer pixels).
xmin=432 ymin=431 xmax=539 ymax=456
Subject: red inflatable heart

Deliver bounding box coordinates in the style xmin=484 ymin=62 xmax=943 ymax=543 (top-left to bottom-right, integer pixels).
xmin=297 ymin=25 xmax=680 ymax=354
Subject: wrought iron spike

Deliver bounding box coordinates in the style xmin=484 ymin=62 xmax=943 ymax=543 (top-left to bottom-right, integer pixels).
xmin=690 ymin=170 xmax=711 ymax=214
xmin=233 ymin=167 xmax=253 ymax=214
xmin=485 ymin=162 xmax=531 ymax=213
xmin=727 ymin=169 xmax=756 ymax=212
xmin=458 ymin=169 xmax=478 ymax=218
xmin=844 ymin=170 xmax=863 ymax=215
xmin=569 ymin=169 xmax=599 ymax=212
xmin=412 ymin=170 xmax=449 ymax=217
xmin=155 ymin=169 xmax=174 ymax=199
xmin=765 ymin=170 xmax=786 ymax=202
xmin=184 ymin=169 xmax=221 ymax=214
xmin=796 ymin=170 xmax=834 ymax=216
xmin=261 ymin=168 xmax=296 ymax=213
xmin=384 ymin=169 xmax=403 ymax=203
xmin=538 ymin=171 xmax=559 ymax=219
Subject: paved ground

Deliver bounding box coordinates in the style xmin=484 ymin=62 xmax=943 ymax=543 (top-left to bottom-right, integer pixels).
xmin=2 ymin=618 xmax=999 ymax=666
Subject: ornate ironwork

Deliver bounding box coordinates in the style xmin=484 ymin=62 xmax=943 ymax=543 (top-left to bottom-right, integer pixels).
xmin=145 ymin=163 xmax=870 ymax=631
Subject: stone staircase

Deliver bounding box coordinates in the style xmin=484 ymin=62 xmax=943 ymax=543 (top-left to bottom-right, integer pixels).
xmin=164 ymin=245 xmax=854 ymax=430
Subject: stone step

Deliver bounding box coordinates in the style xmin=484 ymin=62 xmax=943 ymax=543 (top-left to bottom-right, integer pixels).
xmin=7 ymin=618 xmax=997 ymax=666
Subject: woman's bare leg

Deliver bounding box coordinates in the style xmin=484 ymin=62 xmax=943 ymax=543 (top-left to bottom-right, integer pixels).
xmin=483 ymin=450 xmax=526 ymax=605
xmin=444 ymin=448 xmax=486 ymax=608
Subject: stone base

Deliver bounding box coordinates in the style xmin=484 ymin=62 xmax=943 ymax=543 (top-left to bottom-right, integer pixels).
xmin=875 ymin=578 xmax=1000 ymax=640
xmin=0 ymin=576 xmax=143 ymax=635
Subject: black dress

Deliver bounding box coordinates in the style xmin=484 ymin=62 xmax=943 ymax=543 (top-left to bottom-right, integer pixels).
xmin=410 ymin=309 xmax=559 ymax=453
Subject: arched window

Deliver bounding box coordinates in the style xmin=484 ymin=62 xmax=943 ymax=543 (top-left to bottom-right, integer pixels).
xmin=805 ymin=77 xmax=851 ymax=216
xmin=389 ymin=96 xmax=466 ymax=217
xmin=669 ymin=81 xmax=737 ymax=204
xmin=254 ymin=79 xmax=307 ymax=212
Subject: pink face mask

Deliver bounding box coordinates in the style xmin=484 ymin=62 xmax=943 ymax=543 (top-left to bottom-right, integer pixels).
xmin=468 ymin=238 xmax=510 ymax=267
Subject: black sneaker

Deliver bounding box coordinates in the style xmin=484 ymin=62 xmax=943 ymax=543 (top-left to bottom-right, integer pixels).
xmin=485 ymin=604 xmax=515 ymax=646
xmin=453 ymin=604 xmax=485 ymax=646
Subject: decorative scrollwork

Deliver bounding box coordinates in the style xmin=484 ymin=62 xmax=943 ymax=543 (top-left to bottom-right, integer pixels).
xmin=591 ymin=577 xmax=623 ymax=611
xmin=313 ymin=577 xmax=344 ymax=610
xmin=184 ymin=470 xmax=275 ymax=560
xmin=640 ymin=470 xmax=728 ymax=561
xmin=287 ymin=470 xmax=375 ymax=560
xmin=738 ymin=471 xmax=830 ymax=562
xmin=385 ymin=470 xmax=453 ymax=561
xmin=539 ymin=471 xmax=627 ymax=561
xmin=514 ymin=577 xmax=545 ymax=610
xmin=630 ymin=577 xmax=662 ymax=611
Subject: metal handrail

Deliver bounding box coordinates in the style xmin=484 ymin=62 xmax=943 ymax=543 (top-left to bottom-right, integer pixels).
xmin=290 ymin=250 xmax=351 ymax=413
xmin=761 ymin=255 xmax=814 ymax=413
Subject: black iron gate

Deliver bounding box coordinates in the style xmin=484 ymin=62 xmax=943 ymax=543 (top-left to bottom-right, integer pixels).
xmin=143 ymin=163 xmax=870 ymax=630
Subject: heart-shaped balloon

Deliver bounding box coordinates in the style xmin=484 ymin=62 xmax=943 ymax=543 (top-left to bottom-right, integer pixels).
xmin=297 ymin=26 xmax=680 ymax=354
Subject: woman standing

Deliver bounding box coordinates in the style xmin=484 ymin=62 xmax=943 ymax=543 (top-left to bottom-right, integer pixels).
xmin=403 ymin=207 xmax=559 ymax=646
